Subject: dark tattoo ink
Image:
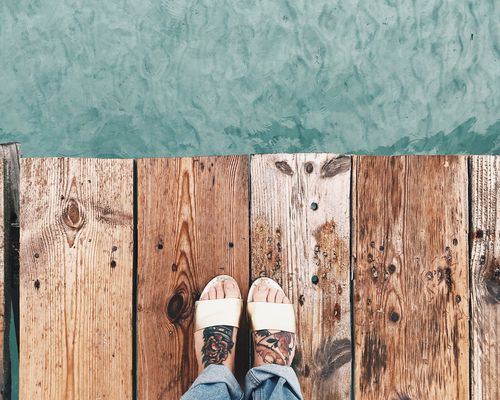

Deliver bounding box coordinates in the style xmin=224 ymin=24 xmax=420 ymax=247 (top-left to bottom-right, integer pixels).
xmin=254 ymin=329 xmax=295 ymax=366
xmin=201 ymin=325 xmax=234 ymax=367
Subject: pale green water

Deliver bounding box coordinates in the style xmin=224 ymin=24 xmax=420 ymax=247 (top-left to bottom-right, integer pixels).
xmin=1 ymin=0 xmax=499 ymax=398
xmin=1 ymin=0 xmax=499 ymax=158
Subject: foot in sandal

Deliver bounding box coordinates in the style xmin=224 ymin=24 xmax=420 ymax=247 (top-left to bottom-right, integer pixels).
xmin=248 ymin=278 xmax=296 ymax=367
xmin=194 ymin=275 xmax=243 ymax=373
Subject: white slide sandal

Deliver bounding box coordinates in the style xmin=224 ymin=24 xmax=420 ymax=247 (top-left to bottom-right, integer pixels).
xmin=247 ymin=277 xmax=296 ymax=333
xmin=194 ymin=275 xmax=243 ymax=332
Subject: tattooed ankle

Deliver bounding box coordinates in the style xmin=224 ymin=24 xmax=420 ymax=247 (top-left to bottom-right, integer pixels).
xmin=253 ymin=329 xmax=295 ymax=366
xmin=201 ymin=325 xmax=234 ymax=367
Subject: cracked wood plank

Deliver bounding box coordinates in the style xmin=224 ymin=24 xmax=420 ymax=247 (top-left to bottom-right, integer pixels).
xmin=353 ymin=156 xmax=469 ymax=400
xmin=250 ymin=153 xmax=351 ymax=400
xmin=470 ymin=156 xmax=500 ymax=400
xmin=0 ymin=142 xmax=20 ymax=399
xmin=137 ymin=156 xmax=249 ymax=399
xmin=19 ymin=158 xmax=133 ymax=399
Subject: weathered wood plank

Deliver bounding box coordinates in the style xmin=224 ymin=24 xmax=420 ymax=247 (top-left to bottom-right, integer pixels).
xmin=0 ymin=143 xmax=21 ymax=352
xmin=0 ymin=161 xmax=7 ymax=399
xmin=137 ymin=156 xmax=249 ymax=399
xmin=0 ymin=142 xmax=20 ymax=400
xmin=250 ymin=153 xmax=351 ymax=399
xmin=353 ymin=156 xmax=469 ymax=400
xmin=470 ymin=156 xmax=500 ymax=400
xmin=20 ymin=158 xmax=134 ymax=399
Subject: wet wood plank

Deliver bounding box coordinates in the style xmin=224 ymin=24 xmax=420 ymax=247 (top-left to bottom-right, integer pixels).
xmin=0 ymin=160 xmax=7 ymax=399
xmin=0 ymin=143 xmax=21 ymax=355
xmin=137 ymin=156 xmax=249 ymax=399
xmin=19 ymin=158 xmax=134 ymax=399
xmin=250 ymin=153 xmax=351 ymax=400
xmin=0 ymin=142 xmax=20 ymax=399
xmin=353 ymin=156 xmax=469 ymax=400
xmin=470 ymin=156 xmax=500 ymax=400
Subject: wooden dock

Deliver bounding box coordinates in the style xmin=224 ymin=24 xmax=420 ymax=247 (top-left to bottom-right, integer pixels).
xmin=1 ymin=152 xmax=497 ymax=399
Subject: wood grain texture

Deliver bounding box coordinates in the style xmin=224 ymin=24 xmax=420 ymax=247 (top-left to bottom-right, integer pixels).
xmin=353 ymin=156 xmax=469 ymax=400
xmin=470 ymin=156 xmax=500 ymax=400
xmin=250 ymin=153 xmax=351 ymax=400
xmin=20 ymin=158 xmax=133 ymax=399
xmin=137 ymin=156 xmax=249 ymax=399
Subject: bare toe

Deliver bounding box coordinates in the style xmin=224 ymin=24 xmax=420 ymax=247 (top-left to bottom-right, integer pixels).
xmin=283 ymin=295 xmax=291 ymax=304
xmin=215 ymin=281 xmax=224 ymax=299
xmin=275 ymin=290 xmax=285 ymax=303
xmin=267 ymin=287 xmax=278 ymax=302
xmin=208 ymin=286 xmax=217 ymax=300
xmin=223 ymin=279 xmax=241 ymax=298
xmin=253 ymin=282 xmax=269 ymax=302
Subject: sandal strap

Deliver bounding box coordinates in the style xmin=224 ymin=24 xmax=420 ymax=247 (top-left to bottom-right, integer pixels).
xmin=247 ymin=302 xmax=296 ymax=333
xmin=194 ymin=298 xmax=243 ymax=331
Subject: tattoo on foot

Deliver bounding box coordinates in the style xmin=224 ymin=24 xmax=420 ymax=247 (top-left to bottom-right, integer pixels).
xmin=254 ymin=329 xmax=295 ymax=366
xmin=201 ymin=325 xmax=234 ymax=367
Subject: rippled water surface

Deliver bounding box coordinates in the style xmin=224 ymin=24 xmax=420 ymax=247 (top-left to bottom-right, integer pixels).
xmin=1 ymin=0 xmax=499 ymax=156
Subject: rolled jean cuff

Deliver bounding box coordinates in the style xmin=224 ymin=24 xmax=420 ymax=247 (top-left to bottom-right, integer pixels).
xmin=181 ymin=364 xmax=243 ymax=400
xmin=245 ymin=364 xmax=304 ymax=399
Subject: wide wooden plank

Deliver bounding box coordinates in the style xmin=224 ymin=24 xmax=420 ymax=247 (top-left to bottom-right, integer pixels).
xmin=353 ymin=156 xmax=469 ymax=399
xmin=20 ymin=158 xmax=134 ymax=399
xmin=137 ymin=156 xmax=249 ymax=399
xmin=470 ymin=156 xmax=500 ymax=400
xmin=250 ymin=153 xmax=351 ymax=399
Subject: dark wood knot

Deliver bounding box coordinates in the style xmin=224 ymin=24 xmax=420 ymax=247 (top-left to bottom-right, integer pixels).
xmin=166 ymin=293 xmax=184 ymax=322
xmin=486 ymin=266 xmax=500 ymax=304
xmin=62 ymin=198 xmax=85 ymax=229
xmin=320 ymin=155 xmax=350 ymax=178
xmin=333 ymin=303 xmax=341 ymax=321
xmin=275 ymin=161 xmax=294 ymax=176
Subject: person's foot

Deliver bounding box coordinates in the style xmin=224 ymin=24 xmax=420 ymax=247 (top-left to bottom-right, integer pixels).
xmin=251 ymin=280 xmax=296 ymax=367
xmin=194 ymin=278 xmax=241 ymax=373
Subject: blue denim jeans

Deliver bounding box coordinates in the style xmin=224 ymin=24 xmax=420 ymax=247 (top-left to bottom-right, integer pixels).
xmin=181 ymin=364 xmax=303 ymax=400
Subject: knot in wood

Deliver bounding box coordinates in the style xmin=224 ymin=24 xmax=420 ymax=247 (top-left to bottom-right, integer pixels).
xmin=166 ymin=292 xmax=187 ymax=323
xmin=486 ymin=266 xmax=500 ymax=304
xmin=62 ymin=198 xmax=84 ymax=229
xmin=275 ymin=161 xmax=294 ymax=176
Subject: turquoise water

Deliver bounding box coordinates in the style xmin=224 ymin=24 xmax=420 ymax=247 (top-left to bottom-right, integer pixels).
xmin=1 ymin=0 xmax=499 ymax=157
xmin=1 ymin=0 xmax=500 ymax=398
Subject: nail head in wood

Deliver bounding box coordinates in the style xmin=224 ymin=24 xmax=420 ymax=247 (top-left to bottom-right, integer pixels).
xmin=390 ymin=311 xmax=400 ymax=322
